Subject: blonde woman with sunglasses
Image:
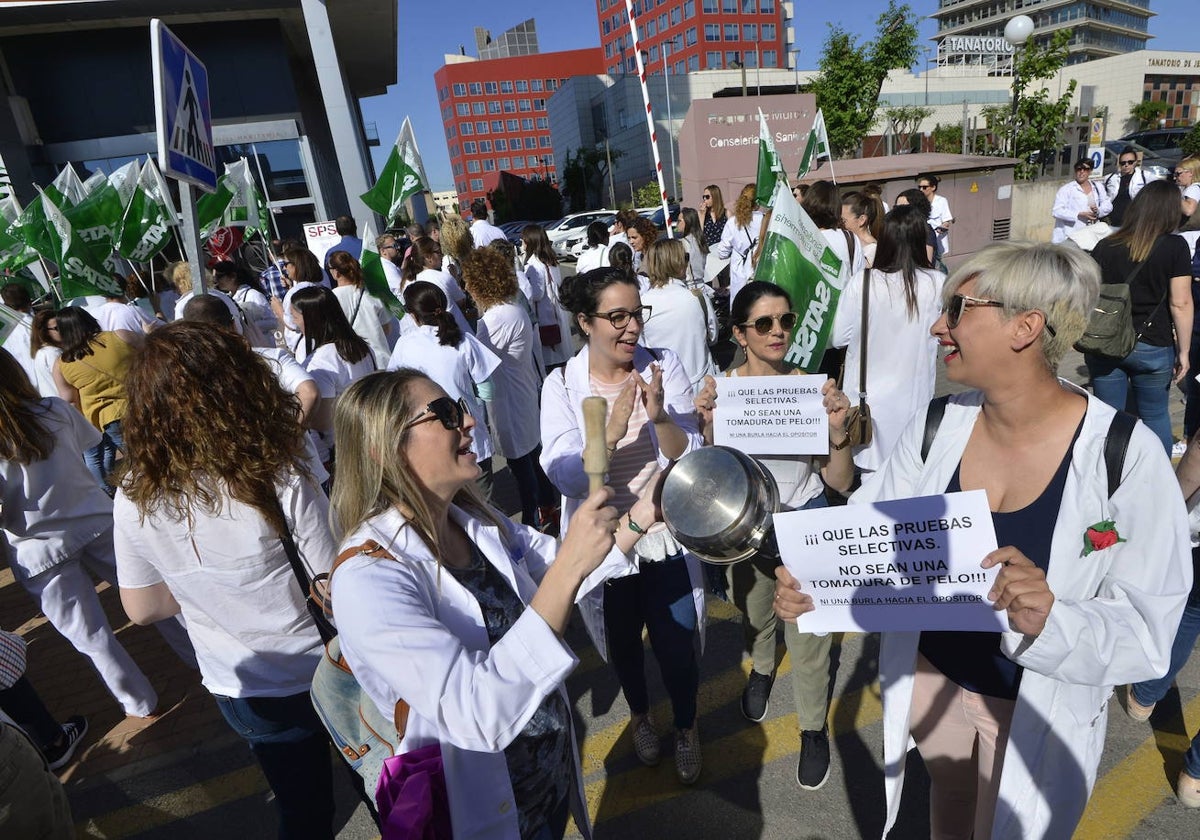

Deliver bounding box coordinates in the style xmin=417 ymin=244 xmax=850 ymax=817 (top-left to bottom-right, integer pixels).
xmin=692 ymin=281 xmax=854 ymax=791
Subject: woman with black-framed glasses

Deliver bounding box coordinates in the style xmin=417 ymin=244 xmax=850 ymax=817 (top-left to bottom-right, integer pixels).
xmin=829 ymin=204 xmax=946 ymax=474
xmin=541 ymin=266 xmax=708 ymax=785
xmin=692 ymin=281 xmax=854 ymax=790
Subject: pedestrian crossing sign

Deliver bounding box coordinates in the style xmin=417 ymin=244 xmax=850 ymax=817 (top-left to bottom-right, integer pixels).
xmin=151 ymin=19 xmax=217 ymax=193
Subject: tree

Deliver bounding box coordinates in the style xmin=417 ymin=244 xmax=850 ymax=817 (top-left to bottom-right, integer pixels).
xmin=809 ymin=2 xmax=920 ymax=157
xmin=1000 ymin=28 xmax=1077 ymax=180
xmin=1183 ymin=122 xmax=1200 ymax=157
xmin=633 ymin=182 xmax=661 ymax=207
xmin=562 ymin=145 xmax=623 ymax=212
xmin=1130 ymin=99 xmax=1170 ymax=131
xmin=884 ymin=105 xmax=934 ymax=152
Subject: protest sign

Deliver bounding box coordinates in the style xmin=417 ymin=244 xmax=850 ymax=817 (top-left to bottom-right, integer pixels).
xmin=303 ymin=220 xmax=342 ymax=268
xmin=772 ymin=489 xmax=1005 ymax=633
xmin=713 ymin=374 xmax=827 ymax=455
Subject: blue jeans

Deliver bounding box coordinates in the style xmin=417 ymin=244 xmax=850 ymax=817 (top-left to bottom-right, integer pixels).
xmin=1131 ymin=583 xmax=1200 ymax=779
xmin=214 ymin=692 xmax=335 ymax=840
xmin=604 ymin=552 xmax=699 ymax=730
xmin=83 ymin=419 xmax=124 ymax=497
xmin=1086 ymin=341 xmax=1176 ymax=456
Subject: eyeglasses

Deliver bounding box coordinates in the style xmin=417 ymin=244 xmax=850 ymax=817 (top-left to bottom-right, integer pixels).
xmin=403 ymin=396 xmax=470 ymax=431
xmin=590 ymin=306 xmax=652 ymax=329
xmin=918 ymin=184 xmax=934 ymax=191
xmin=1119 ymin=159 xmax=1137 ymax=166
xmin=738 ymin=312 xmax=799 ymax=334
xmin=945 ymin=293 xmax=1056 ymax=336
xmin=381 ymin=243 xmax=398 ymax=251
xmin=281 ymin=260 xmax=294 ymax=267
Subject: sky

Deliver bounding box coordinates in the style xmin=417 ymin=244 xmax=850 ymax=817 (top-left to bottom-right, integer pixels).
xmin=360 ymin=0 xmax=1195 ymax=192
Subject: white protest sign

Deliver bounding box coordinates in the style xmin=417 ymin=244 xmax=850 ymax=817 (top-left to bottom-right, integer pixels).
xmin=713 ymin=374 xmax=828 ymax=455
xmin=772 ymin=489 xmax=1005 ymax=633
xmin=303 ymin=220 xmax=341 ymax=268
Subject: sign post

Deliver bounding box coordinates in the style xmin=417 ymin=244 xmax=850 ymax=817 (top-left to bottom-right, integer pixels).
xmin=151 ymin=19 xmax=216 ymax=294
xmin=1087 ymin=116 xmax=1106 ymax=178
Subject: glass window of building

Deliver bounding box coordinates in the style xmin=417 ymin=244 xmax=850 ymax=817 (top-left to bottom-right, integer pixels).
xmin=724 ymin=24 xmax=738 ymax=40
xmin=722 ymin=0 xmax=737 ymax=12
xmin=470 ymin=178 xmax=483 ymax=191
xmin=472 ymin=102 xmax=486 ymax=115
xmin=649 ymin=45 xmax=659 ymax=62
xmin=647 ymin=20 xmax=657 ymax=37
xmin=522 ymin=118 xmax=535 ymax=130
xmin=460 ymin=123 xmax=474 ymax=135
xmin=511 ymin=156 xmax=524 ymax=168
xmin=686 ymin=26 xmax=697 ymax=46
xmin=496 ymin=139 xmax=508 ymax=151
xmin=725 ymin=50 xmax=740 ymax=66
xmin=763 ymin=50 xmax=778 ymax=68
xmin=464 ymin=141 xmax=477 ymax=154
xmin=476 ymin=121 xmax=488 ymax=134
xmin=744 ymin=50 xmax=758 ymax=68
xmin=539 ymin=136 xmax=552 ymax=148
xmin=743 ymin=24 xmax=757 ymax=40
xmin=450 ymin=144 xmax=459 ymax=157
xmin=762 ymin=23 xmax=776 ymax=40
xmin=492 ymin=120 xmax=504 ymax=132
xmin=467 ymin=159 xmax=480 ymax=173
xmin=504 ymin=101 xmax=516 ymax=113
xmin=703 ymin=0 xmax=718 ymax=11
xmin=456 ymin=103 xmax=470 ymax=116
xmin=445 ymin=124 xmax=456 ymax=139
xmin=524 ymin=137 xmax=538 ymax=149
xmin=761 ymin=0 xmax=775 ymax=11
xmin=519 ymin=99 xmax=531 ymax=112
xmin=532 ymin=79 xmax=543 ymax=92
xmin=741 ymin=0 xmax=756 ymax=12
xmin=706 ymin=51 xmax=722 ymax=68
xmin=536 ymin=117 xmax=548 ymax=129
xmin=485 ymin=81 xmax=498 ymax=95
xmin=547 ymin=78 xmax=559 ymax=90
xmin=533 ymin=98 xmax=546 ymax=110
xmin=671 ymin=8 xmax=681 ymax=25
xmin=453 ymin=83 xmax=467 ymax=96
xmin=507 ymin=119 xmax=519 ymax=131
xmin=705 ymin=24 xmax=720 ymax=41
xmin=469 ymin=82 xmax=482 ymax=95
xmin=501 ymin=80 xmax=514 ymax=93
xmin=480 ymin=140 xmax=492 ymax=152
xmin=516 ymin=80 xmax=529 ymax=92
xmin=688 ymin=55 xmax=699 ymax=71
xmin=498 ymin=157 xmax=511 ymax=169
xmin=488 ymin=101 xmax=501 ymax=113
xmin=483 ymin=159 xmax=496 ymax=172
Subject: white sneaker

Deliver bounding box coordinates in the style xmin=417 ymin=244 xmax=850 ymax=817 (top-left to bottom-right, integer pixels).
xmin=1173 ymin=440 xmax=1189 ymax=460
xmin=1178 ymin=770 xmax=1200 ymax=808
xmin=630 ymin=714 xmax=660 ymax=766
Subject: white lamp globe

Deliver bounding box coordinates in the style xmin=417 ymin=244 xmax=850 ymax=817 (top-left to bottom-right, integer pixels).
xmin=1004 ymin=15 xmax=1035 ymax=47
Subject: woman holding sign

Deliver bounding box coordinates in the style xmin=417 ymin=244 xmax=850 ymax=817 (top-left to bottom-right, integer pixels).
xmin=774 ymin=242 xmax=1192 ymax=840
xmin=541 ymin=267 xmax=706 ymax=785
xmin=693 ymin=280 xmax=855 ymax=791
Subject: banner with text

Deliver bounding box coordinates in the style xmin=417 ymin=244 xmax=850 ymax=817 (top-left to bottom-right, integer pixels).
xmin=772 ymin=490 xmax=1005 ymax=633
xmin=713 ymin=374 xmax=827 ymax=455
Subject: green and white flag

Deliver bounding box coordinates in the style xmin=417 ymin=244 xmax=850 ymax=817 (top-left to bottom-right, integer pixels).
xmin=45 ymin=164 xmax=86 ymax=208
xmin=361 ymin=117 xmax=428 ymax=223
xmin=66 ymin=162 xmax=138 ymax=255
xmin=754 ymin=108 xmax=788 ymax=209
xmin=0 ymin=196 xmax=37 ymax=272
xmin=220 ymin=158 xmax=271 ymax=239
xmin=17 ymin=193 xmax=55 ymax=261
xmin=39 ymin=189 xmax=123 ymax=299
xmin=797 ymin=109 xmax=832 ymax=180
xmin=195 ymin=174 xmax=234 ymax=239
xmin=753 ymin=184 xmax=848 ymax=372
xmin=360 ymin=221 xmax=406 ymax=320
xmin=117 ymin=158 xmax=175 ymax=262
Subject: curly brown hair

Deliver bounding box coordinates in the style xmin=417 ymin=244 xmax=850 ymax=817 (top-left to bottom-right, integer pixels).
xmin=629 ymin=217 xmax=658 ymax=251
xmin=461 ymin=247 xmax=517 ymax=310
xmin=733 ymin=184 xmax=757 ymax=228
xmin=117 ymin=322 xmax=308 ymax=535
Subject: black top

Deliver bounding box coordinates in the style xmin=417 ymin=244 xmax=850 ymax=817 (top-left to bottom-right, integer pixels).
xmin=1091 ymin=234 xmax=1192 ymax=347
xmin=918 ymin=417 xmax=1082 ymax=699
xmin=701 ymin=212 xmax=726 ymax=247
xmin=1108 ymin=173 xmax=1135 ymax=227
xmin=446 ymin=543 xmax=571 ymax=839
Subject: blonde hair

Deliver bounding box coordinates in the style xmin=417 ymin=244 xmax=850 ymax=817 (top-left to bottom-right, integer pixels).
xmin=642 ymin=238 xmax=688 ymax=288
xmin=169 ymin=261 xmax=193 ymax=294
xmin=943 ymin=242 xmax=1099 ymax=370
xmin=1177 ymin=155 xmax=1200 ymax=182
xmin=733 ymin=184 xmax=756 ymax=228
xmin=330 ymin=370 xmax=506 ymax=567
xmin=440 ymin=214 xmax=473 ymax=265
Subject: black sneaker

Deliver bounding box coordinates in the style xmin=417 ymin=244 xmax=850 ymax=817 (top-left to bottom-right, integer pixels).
xmin=741 ymin=670 xmax=774 ymax=723
xmin=45 ymin=715 xmax=88 ymax=771
xmin=797 ymin=728 xmax=831 ymax=790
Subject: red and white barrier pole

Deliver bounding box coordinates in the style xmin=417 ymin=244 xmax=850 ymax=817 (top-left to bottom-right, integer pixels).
xmin=623 ymin=0 xmax=673 ymax=238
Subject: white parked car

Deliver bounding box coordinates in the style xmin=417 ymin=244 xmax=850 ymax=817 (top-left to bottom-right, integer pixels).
xmin=545 ymin=210 xmax=617 ymax=259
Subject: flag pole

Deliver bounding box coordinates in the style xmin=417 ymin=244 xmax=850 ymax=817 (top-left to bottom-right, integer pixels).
xmin=248 ymin=145 xmax=281 ymax=241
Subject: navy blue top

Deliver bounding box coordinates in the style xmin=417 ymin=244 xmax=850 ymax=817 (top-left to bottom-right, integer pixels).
xmin=918 ymin=418 xmax=1082 ymax=699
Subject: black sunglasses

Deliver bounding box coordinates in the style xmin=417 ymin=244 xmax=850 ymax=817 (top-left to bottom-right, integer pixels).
xmin=738 ymin=312 xmax=798 ymax=334
xmin=403 ymin=396 xmax=470 ymax=431
xmin=702 ymin=194 xmax=712 ymax=200
xmin=946 ymin=293 xmax=1056 ymax=336
xmin=590 ymin=306 xmax=652 ymax=329
xmin=1119 ymin=159 xmax=1137 ymax=166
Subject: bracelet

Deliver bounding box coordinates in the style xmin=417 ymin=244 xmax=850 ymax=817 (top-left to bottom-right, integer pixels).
xmin=831 ymin=432 xmax=852 ymax=451
xmin=627 ymin=516 xmax=647 ymax=535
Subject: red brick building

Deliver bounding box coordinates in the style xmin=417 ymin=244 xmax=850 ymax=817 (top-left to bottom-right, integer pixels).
xmin=435 ymin=47 xmax=603 ymax=208
xmin=596 ymin=0 xmax=790 ymax=76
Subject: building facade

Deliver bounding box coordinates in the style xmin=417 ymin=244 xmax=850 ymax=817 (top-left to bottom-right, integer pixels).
xmin=0 ymin=0 xmax=392 ymax=239
xmin=932 ymin=0 xmax=1153 ymax=68
xmin=434 ymin=20 xmax=602 ymax=210
xmin=595 ymin=0 xmax=794 ymax=77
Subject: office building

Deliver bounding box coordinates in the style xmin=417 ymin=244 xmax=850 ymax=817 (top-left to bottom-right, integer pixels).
xmin=595 ymin=0 xmax=794 ymax=76
xmin=435 ymin=20 xmax=602 ymax=208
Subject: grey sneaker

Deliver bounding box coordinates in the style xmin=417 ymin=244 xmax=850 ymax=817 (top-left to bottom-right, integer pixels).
xmin=741 ymin=669 xmax=775 ymax=723
xmin=631 ymin=714 xmax=660 ymax=766
xmin=45 ymin=716 xmax=88 ymax=771
xmin=675 ymin=726 xmax=702 ymax=785
xmin=797 ymin=729 xmax=831 ymax=790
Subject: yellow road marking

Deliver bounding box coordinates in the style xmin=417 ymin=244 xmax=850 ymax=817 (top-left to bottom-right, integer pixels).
xmin=1074 ymin=690 xmax=1200 ymax=838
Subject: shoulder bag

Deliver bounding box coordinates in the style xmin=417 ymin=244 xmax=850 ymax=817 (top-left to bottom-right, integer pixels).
xmin=842 ymin=266 xmax=873 ymax=447
xmin=1075 ymin=241 xmax=1168 ymax=359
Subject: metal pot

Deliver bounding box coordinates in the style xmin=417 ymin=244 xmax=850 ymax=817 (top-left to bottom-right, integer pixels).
xmin=660 ymin=446 xmax=779 ymax=565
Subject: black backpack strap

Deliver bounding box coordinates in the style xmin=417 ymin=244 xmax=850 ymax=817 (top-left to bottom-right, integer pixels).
xmin=1104 ymin=410 xmax=1137 ymax=499
xmin=921 ymin=395 xmax=951 ymax=463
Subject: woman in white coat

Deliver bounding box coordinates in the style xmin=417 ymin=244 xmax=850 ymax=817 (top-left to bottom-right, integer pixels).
xmin=715 ymin=184 xmax=764 ymax=301
xmin=830 ymin=205 xmax=946 ymax=473
xmin=330 ymin=368 xmax=658 ymax=840
xmin=326 ymin=250 xmax=394 ymax=367
xmin=775 ymin=242 xmax=1193 ymax=840
xmin=522 ymin=224 xmax=574 ymax=371
xmin=540 ymin=266 xmax=706 ymax=785
xmin=639 ymin=238 xmax=715 ymax=391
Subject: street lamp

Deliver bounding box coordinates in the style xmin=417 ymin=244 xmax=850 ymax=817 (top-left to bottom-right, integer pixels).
xmin=1004 ymin=14 xmax=1035 ymax=157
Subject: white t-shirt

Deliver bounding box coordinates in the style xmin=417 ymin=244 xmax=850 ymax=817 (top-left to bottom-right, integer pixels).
xmin=303 ymin=342 xmax=377 ymax=400
xmin=1 ymin=397 xmax=112 ymax=581
xmin=113 ymin=471 xmax=335 ymax=698
xmin=1184 ymin=183 xmax=1200 ymax=206
xmin=928 ymin=193 xmax=954 ymax=255
xmin=470 ymin=219 xmax=507 ymax=248
xmin=333 ymin=285 xmax=392 ymax=369
xmin=475 ymin=302 xmax=543 ymax=459
xmin=253 ymin=346 xmax=315 ymax=396
xmin=831 ymin=266 xmax=946 ymax=472
xmin=174 ymin=290 xmax=241 ymax=326
xmin=32 ymin=345 xmax=61 ymax=399
xmin=388 ymin=325 xmax=501 ymax=461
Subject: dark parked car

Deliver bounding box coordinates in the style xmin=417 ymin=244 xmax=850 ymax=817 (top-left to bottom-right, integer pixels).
xmin=1117 ymin=127 xmax=1190 ymax=167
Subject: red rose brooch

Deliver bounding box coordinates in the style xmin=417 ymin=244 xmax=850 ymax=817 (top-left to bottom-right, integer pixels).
xmin=1083 ymin=520 xmax=1124 ymax=556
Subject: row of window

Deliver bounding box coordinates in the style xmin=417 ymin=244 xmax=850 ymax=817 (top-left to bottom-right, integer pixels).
xmin=439 ymin=78 xmax=561 ymax=101
xmin=448 ymin=136 xmax=552 ymax=160
xmin=448 ymin=117 xmax=550 ymax=139
xmin=607 ymin=49 xmax=779 ymax=74
xmin=451 ymin=98 xmax=549 ymax=117
xmin=704 ymin=22 xmax=776 ymax=41
xmin=457 ymin=169 xmax=553 ymax=197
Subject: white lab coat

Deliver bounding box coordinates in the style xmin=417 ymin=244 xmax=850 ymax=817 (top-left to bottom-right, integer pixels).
xmin=334 ymin=505 xmax=635 ymax=840
xmin=715 ymin=211 xmax=764 ymax=301
xmin=855 ymin=385 xmax=1192 ymax=840
xmin=539 ymin=344 xmax=705 ymax=660
xmin=639 ymin=280 xmax=716 ymax=392
xmin=1051 ymin=180 xmax=1113 ymax=244
xmin=524 ymin=256 xmax=573 ymax=368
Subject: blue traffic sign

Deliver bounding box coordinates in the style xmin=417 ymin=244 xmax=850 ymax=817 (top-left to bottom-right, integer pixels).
xmin=151 ymin=20 xmax=217 ymax=193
